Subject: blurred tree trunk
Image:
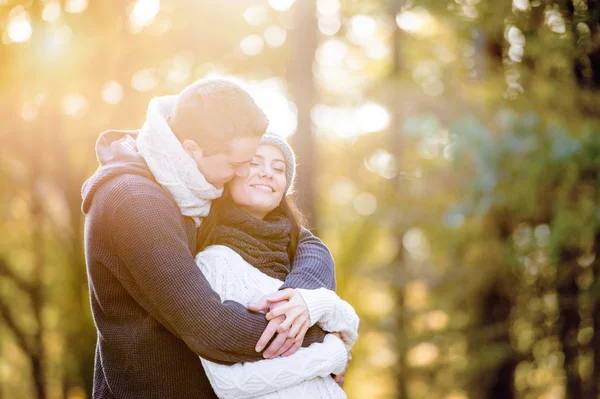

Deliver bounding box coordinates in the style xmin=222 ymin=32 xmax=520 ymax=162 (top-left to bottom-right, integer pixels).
xmin=0 ymin=134 xmax=48 ymax=399
xmin=557 ymin=248 xmax=582 ymax=399
xmin=479 ymin=284 xmax=517 ymax=399
xmin=287 ymin=0 xmax=318 ymax=228
xmin=388 ymin=1 xmax=408 ymax=397
xmin=47 ymin=103 xmax=95 ymax=397
xmin=591 ymin=235 xmax=600 ymax=399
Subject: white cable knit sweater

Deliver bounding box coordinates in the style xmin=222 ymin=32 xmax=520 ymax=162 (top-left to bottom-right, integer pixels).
xmin=195 ymin=245 xmax=360 ymax=399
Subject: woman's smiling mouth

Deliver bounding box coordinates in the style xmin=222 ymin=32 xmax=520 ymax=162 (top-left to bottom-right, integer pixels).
xmin=250 ymin=184 xmax=276 ymax=193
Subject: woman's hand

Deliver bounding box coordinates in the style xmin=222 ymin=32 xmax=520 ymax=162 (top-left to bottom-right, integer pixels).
xmin=248 ymin=289 xmax=311 ymax=358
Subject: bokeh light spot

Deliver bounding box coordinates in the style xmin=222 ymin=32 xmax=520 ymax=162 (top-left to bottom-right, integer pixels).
xmin=131 ymin=69 xmax=159 ymax=92
xmin=101 ymin=81 xmax=125 ymax=105
xmin=62 ymin=93 xmax=89 ymax=119
xmin=244 ymin=5 xmax=268 ymax=26
xmin=263 ymin=26 xmax=287 ymax=48
xmin=268 ymin=0 xmax=295 ymax=12
xmin=42 ymin=2 xmax=61 ymax=22
xmin=7 ymin=8 xmax=32 ymax=43
xmin=354 ymin=192 xmax=377 ymax=216
xmin=65 ymin=0 xmax=88 ymax=14
xmin=240 ymin=35 xmax=264 ymax=56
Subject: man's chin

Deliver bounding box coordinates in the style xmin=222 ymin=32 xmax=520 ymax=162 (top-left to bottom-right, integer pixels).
xmin=209 ymin=180 xmax=225 ymax=189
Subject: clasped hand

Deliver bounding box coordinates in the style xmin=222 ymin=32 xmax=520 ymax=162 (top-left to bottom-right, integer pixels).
xmin=248 ymin=288 xmax=311 ymax=358
xmin=248 ymin=288 xmax=352 ymax=388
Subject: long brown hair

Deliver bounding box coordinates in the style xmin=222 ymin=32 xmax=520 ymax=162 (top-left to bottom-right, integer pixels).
xmin=196 ymin=190 xmax=306 ymax=263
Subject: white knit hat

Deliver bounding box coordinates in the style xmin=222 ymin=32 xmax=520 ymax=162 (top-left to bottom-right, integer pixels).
xmin=260 ymin=133 xmax=296 ymax=194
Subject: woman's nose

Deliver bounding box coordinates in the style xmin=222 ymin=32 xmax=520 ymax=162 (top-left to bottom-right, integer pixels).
xmin=259 ymin=164 xmax=273 ymax=178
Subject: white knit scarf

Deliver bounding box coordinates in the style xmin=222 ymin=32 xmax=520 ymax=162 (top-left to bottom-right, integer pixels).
xmin=137 ymin=95 xmax=223 ymax=227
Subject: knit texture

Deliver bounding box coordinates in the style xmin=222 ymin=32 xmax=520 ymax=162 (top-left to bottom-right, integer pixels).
xmin=137 ymin=95 xmax=223 ymax=227
xmin=200 ymin=195 xmax=292 ymax=280
xmin=297 ymin=288 xmax=360 ymax=347
xmin=196 ymin=245 xmax=359 ymax=398
xmin=83 ymin=169 xmax=336 ymax=398
xmin=260 ymin=133 xmax=296 ymax=194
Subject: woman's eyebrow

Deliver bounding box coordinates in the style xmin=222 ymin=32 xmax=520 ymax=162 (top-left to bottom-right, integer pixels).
xmin=253 ymin=154 xmax=285 ymax=164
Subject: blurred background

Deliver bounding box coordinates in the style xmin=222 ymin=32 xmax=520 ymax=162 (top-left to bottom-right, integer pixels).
xmin=1 ymin=0 xmax=600 ymax=398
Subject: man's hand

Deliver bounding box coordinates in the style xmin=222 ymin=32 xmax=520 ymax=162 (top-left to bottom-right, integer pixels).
xmin=330 ymin=332 xmax=352 ymax=388
xmin=249 ymin=289 xmax=312 ymax=358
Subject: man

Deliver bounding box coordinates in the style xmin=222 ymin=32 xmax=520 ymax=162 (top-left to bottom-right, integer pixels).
xmin=81 ymin=79 xmax=345 ymax=398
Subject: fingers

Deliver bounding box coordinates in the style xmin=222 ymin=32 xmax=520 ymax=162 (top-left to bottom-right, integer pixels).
xmin=263 ymin=289 xmax=294 ymax=304
xmin=281 ymin=340 xmax=302 ymax=357
xmin=265 ymin=303 xmax=291 ymax=321
xmin=249 ymin=291 xmax=292 ymax=312
xmin=281 ymin=320 xmax=308 ymax=357
xmin=263 ymin=331 xmax=287 ymax=358
xmin=255 ymin=315 xmax=284 ymax=352
xmin=247 ymin=297 xmax=269 ymax=312
xmin=276 ymin=309 xmax=303 ymax=333
xmin=272 ymin=337 xmax=295 ymax=358
xmin=287 ymin=317 xmax=309 ymax=339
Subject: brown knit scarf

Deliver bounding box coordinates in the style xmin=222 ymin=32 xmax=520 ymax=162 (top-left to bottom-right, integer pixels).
xmin=200 ymin=196 xmax=292 ymax=280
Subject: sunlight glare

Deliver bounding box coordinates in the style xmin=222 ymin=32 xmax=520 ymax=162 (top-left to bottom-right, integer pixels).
xmin=244 ymin=5 xmax=268 ymax=26
xmin=235 ymin=78 xmax=298 ymax=137
xmin=356 ymin=102 xmax=390 ymax=133
xmin=315 ymin=39 xmax=348 ymax=67
xmin=130 ymin=0 xmax=160 ymax=28
xmin=62 ymin=93 xmax=89 ymax=119
xmin=347 ymin=15 xmax=377 ymax=45
xmin=240 ymin=35 xmax=264 ymax=56
xmin=318 ymin=15 xmax=341 ymax=36
xmin=365 ymin=149 xmax=397 ymax=179
xmin=65 ymin=0 xmax=88 ymax=14
xmin=268 ymin=0 xmax=295 ymax=12
xmin=396 ymin=8 xmax=436 ymax=36
xmin=7 ymin=8 xmax=32 ymax=43
xmin=102 ymin=81 xmax=124 ymax=105
xmin=263 ymin=26 xmax=286 ymax=48
xmin=513 ymin=0 xmax=529 ymax=11
xmin=317 ymin=0 xmax=340 ymax=16
xmin=42 ymin=2 xmax=61 ymax=22
xmin=131 ymin=69 xmax=159 ymax=92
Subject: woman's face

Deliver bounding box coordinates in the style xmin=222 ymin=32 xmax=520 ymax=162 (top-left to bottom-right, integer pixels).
xmin=227 ymin=144 xmax=287 ymax=219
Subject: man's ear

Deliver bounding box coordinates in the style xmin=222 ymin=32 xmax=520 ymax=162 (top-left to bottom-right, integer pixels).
xmin=182 ymin=139 xmax=203 ymax=158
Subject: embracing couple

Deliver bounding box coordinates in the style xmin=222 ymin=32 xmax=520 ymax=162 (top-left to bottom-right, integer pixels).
xmin=82 ymin=79 xmax=360 ymax=398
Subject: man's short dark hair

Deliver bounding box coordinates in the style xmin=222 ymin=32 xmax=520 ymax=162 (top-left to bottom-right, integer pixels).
xmin=169 ymin=79 xmax=269 ymax=154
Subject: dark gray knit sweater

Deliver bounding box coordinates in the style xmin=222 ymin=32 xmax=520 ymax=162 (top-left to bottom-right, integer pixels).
xmin=82 ymin=130 xmax=336 ymax=399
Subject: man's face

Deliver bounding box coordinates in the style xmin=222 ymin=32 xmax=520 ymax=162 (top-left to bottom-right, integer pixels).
xmin=185 ymin=136 xmax=261 ymax=189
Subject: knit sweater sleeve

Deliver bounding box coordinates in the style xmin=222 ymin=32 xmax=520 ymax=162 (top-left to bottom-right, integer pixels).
xmin=280 ymin=228 xmax=336 ymax=291
xmin=109 ymin=183 xmax=269 ymax=365
xmin=201 ymin=335 xmax=347 ymax=398
xmin=297 ymin=288 xmax=360 ymax=347
xmin=196 ymin=246 xmax=348 ymax=398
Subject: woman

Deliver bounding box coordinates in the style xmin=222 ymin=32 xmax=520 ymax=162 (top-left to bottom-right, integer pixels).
xmin=194 ymin=133 xmax=359 ymax=398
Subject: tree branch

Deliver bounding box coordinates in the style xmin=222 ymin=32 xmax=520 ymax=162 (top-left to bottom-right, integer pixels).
xmin=0 ymin=258 xmax=34 ymax=294
xmin=0 ymin=295 xmax=33 ymax=357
